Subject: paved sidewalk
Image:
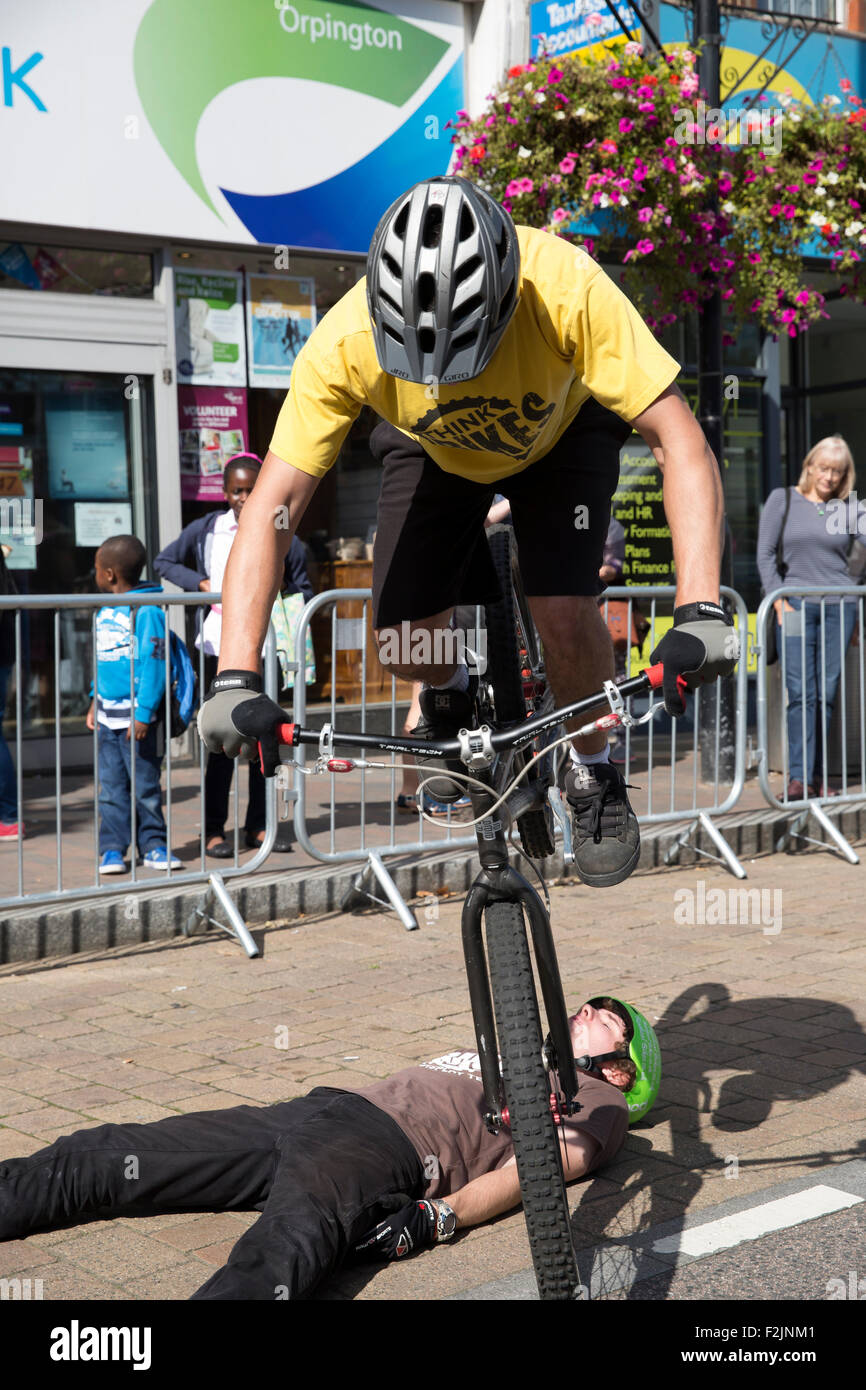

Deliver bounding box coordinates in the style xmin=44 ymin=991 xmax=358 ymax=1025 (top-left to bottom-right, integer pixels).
xmin=0 ymin=843 xmax=864 ymax=1301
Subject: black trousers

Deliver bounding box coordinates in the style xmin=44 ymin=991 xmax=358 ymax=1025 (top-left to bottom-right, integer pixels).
xmin=0 ymin=1089 xmax=424 ymax=1300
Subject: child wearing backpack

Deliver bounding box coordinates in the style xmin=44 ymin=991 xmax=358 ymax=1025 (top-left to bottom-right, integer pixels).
xmin=86 ymin=535 xmax=185 ymax=874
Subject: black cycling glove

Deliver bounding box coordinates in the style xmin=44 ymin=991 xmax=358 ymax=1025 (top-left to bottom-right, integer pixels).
xmin=353 ymin=1200 xmax=438 ymax=1262
xmin=197 ymin=670 xmax=286 ymax=776
xmin=650 ymin=601 xmax=739 ymax=717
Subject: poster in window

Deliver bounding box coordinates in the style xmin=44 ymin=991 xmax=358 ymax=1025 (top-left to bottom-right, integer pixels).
xmin=177 ymin=386 xmax=249 ymax=501
xmin=246 ymin=275 xmax=316 ymax=389
xmin=175 ymin=270 xmax=247 ymax=387
xmin=44 ymin=395 xmax=129 ymax=501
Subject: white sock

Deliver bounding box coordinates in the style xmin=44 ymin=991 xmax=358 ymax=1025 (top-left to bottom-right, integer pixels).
xmin=425 ymin=664 xmax=469 ymax=694
xmin=570 ymin=746 xmax=611 ymax=767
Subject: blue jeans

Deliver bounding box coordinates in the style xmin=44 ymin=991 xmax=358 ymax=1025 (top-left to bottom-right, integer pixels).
xmin=97 ymin=723 xmax=167 ymax=856
xmin=781 ymin=599 xmax=856 ymax=787
xmin=0 ymin=664 xmax=16 ymax=823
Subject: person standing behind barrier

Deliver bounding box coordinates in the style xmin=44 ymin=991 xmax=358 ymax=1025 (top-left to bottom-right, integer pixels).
xmin=86 ymin=536 xmax=182 ymax=875
xmin=155 ymin=454 xmax=312 ymax=857
xmin=0 ymin=546 xmax=20 ymax=840
xmin=757 ymin=435 xmax=864 ymax=800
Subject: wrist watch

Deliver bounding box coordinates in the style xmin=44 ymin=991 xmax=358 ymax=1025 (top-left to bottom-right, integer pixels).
xmin=432 ymin=1199 xmax=457 ymax=1242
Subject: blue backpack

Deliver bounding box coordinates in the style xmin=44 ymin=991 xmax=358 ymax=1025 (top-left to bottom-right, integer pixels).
xmin=168 ymin=630 xmax=198 ymax=737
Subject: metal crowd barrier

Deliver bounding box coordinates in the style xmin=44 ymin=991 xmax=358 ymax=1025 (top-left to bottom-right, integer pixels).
xmin=755 ymin=584 xmax=866 ymax=863
xmin=290 ymin=583 xmax=752 ymax=929
xmin=0 ymin=590 xmax=285 ymax=955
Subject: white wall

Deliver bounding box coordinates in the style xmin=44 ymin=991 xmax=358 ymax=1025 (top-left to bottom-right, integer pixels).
xmin=464 ymin=0 xmax=531 ymax=116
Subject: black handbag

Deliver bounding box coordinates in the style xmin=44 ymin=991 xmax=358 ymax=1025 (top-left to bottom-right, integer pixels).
xmin=765 ymin=486 xmax=792 ymax=666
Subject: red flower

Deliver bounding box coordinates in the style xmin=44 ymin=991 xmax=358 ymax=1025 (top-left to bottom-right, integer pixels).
xmin=508 ymin=64 xmax=527 ymax=78
xmin=469 ymin=143 xmax=486 ymax=161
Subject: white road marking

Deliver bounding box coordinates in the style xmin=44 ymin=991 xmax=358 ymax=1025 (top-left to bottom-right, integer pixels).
xmin=652 ymin=1184 xmax=863 ymax=1258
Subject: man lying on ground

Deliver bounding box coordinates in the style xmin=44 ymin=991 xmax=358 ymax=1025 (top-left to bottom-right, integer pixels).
xmin=0 ymin=996 xmax=660 ymax=1300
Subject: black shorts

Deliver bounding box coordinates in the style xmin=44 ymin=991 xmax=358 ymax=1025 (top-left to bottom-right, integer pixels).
xmin=369 ymin=398 xmax=632 ymax=628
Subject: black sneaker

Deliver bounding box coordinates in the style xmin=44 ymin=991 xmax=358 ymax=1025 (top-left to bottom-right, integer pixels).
xmin=564 ymin=760 xmax=640 ymax=887
xmin=413 ymin=681 xmax=477 ymax=803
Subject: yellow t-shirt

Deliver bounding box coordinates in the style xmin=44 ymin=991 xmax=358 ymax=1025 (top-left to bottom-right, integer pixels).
xmin=269 ymin=226 xmax=680 ymax=485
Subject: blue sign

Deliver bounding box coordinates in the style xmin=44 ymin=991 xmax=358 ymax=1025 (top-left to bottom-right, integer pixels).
xmin=530 ymin=0 xmax=639 ymax=59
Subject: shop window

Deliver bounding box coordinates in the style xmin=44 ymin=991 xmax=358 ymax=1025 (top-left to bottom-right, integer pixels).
xmin=0 ymin=367 xmax=157 ymax=739
xmin=0 ymin=244 xmax=153 ymax=297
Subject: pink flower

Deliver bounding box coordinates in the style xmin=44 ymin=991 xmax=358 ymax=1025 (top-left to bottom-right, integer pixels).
xmin=505 ymin=180 xmax=522 ymax=197
xmin=485 ymin=116 xmax=497 ymax=127
xmin=750 ymin=300 xmax=763 ymax=312
xmin=785 ymin=184 xmax=800 ymax=193
xmin=636 ymin=238 xmax=654 ymax=255
xmin=599 ymin=140 xmax=618 ymax=156
xmin=748 ymin=252 xmax=761 ymax=264
xmin=660 ymin=156 xmax=677 ymax=173
xmin=808 ymin=158 xmax=824 ymax=171
xmin=638 ymin=102 xmax=656 ymax=113
xmin=781 ymin=309 xmax=797 ymax=323
xmin=517 ymin=177 xmax=534 ymax=193
xmin=718 ymin=175 xmax=733 ymax=194
xmin=547 ymin=68 xmax=564 ymax=84
xmin=770 ymin=202 xmax=783 ymax=216
xmin=638 ymin=207 xmax=653 ymax=223
xmin=783 ymin=204 xmax=797 ymax=218
xmin=559 ymin=156 xmax=576 ymax=174
xmin=680 ymin=75 xmax=699 ymax=97
xmin=803 ymin=172 xmax=817 ymax=185
xmin=586 ymin=13 xmax=603 ymax=26
xmin=796 ymin=291 xmax=810 ymax=304
xmin=619 ymin=118 xmax=634 ymax=133
xmin=551 ymin=207 xmax=569 ymax=223
xmin=549 ymin=173 xmax=562 ymax=184
xmin=840 ymin=78 xmax=852 ymax=92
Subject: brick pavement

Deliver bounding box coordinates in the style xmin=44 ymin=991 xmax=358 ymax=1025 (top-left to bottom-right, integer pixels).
xmin=0 ymin=843 xmax=864 ymax=1301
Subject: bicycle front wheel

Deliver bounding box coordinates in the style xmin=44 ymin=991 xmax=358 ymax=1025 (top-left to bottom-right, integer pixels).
xmin=485 ymin=900 xmax=580 ymax=1300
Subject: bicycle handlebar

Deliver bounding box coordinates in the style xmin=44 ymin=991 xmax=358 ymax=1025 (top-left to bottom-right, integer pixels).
xmin=270 ymin=662 xmax=685 ymax=762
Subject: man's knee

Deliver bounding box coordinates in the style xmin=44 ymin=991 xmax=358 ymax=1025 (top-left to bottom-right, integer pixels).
xmin=531 ymin=595 xmax=608 ymax=648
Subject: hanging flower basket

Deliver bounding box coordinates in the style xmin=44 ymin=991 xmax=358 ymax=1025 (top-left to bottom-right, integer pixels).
xmin=449 ymin=44 xmax=866 ymax=340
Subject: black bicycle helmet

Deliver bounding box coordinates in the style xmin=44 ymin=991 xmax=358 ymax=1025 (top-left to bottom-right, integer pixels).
xmin=366 ymin=176 xmax=520 ymax=385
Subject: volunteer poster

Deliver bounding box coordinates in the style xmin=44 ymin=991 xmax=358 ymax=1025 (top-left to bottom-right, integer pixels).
xmin=175 ymin=270 xmax=247 ymax=387
xmin=246 ymin=275 xmax=317 ymax=388
xmin=44 ymin=396 xmax=129 ymax=501
xmin=0 ymin=446 xmax=38 ymax=570
xmin=177 ymin=386 xmax=248 ymax=501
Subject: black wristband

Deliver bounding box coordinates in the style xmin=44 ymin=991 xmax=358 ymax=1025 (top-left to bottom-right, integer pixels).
xmin=209 ymin=669 xmax=263 ymax=696
xmin=673 ymin=602 xmax=732 ymax=627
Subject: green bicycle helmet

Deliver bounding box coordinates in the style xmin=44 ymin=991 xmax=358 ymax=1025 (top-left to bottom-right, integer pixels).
xmin=587 ymin=996 xmax=662 ymax=1125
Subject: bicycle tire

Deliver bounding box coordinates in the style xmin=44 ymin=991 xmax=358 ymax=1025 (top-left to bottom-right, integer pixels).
xmin=485 ymin=900 xmax=579 ymax=1300
xmin=485 ymin=528 xmax=556 ymax=858
xmin=484 ymin=527 xmax=526 ymax=726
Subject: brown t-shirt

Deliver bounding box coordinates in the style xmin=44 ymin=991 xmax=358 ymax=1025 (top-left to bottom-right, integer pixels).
xmin=353 ymin=1046 xmax=628 ymax=1200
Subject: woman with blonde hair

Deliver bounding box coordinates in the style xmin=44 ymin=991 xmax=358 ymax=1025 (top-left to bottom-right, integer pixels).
xmin=757 ymin=435 xmax=864 ymax=799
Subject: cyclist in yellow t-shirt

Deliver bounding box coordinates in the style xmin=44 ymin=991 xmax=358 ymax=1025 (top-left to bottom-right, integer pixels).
xmin=199 ymin=177 xmax=737 ymax=887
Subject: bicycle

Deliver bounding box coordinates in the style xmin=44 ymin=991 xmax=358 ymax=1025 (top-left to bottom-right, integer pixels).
xmin=258 ymin=534 xmax=677 ymax=1300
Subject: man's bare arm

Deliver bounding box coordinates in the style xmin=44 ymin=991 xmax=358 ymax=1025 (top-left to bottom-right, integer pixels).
xmin=630 ymin=384 xmax=724 ymax=607
xmin=444 ymin=1132 xmax=599 ymax=1229
xmin=218 ymin=452 xmax=321 ymax=674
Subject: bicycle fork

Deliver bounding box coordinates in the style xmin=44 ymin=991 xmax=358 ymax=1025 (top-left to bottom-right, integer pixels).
xmin=460 ymin=776 xmax=579 ymax=1135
